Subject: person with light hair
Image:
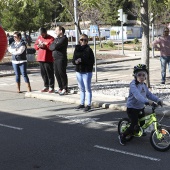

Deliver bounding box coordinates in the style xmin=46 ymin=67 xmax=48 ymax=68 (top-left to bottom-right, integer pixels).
xmin=72 ymin=34 xmax=95 ymax=112
xmin=8 ymin=32 xmax=31 ymax=93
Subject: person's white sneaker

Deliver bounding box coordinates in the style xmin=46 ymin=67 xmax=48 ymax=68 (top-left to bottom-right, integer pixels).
xmin=59 ymin=89 xmax=68 ymax=95
xmin=55 ymin=88 xmax=62 ymax=93
xmin=41 ymin=87 xmax=49 ymax=92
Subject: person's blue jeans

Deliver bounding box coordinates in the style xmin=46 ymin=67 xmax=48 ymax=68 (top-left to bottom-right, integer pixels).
xmin=160 ymin=56 xmax=170 ymax=82
xmin=76 ymin=72 xmax=92 ymax=106
xmin=12 ymin=62 xmax=30 ymax=83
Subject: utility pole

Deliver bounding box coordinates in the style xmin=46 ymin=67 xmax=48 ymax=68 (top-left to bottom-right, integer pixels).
xmin=74 ymin=0 xmax=79 ymax=45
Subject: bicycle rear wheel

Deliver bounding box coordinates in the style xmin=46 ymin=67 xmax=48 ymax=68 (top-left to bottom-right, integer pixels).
xmin=150 ymin=128 xmax=170 ymax=152
xmin=118 ymin=118 xmax=133 ymax=141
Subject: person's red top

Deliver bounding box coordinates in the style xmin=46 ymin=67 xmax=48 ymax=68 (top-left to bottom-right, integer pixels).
xmin=34 ymin=34 xmax=54 ymax=62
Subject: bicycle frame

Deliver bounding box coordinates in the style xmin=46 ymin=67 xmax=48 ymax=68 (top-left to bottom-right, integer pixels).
xmin=137 ymin=112 xmax=163 ymax=139
xmin=139 ymin=113 xmax=158 ymax=130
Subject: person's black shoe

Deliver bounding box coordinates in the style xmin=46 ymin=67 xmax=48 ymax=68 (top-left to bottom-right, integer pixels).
xmin=84 ymin=105 xmax=91 ymax=112
xmin=160 ymin=81 xmax=165 ymax=85
xmin=75 ymin=104 xmax=85 ymax=110
xmin=118 ymin=135 xmax=126 ymax=146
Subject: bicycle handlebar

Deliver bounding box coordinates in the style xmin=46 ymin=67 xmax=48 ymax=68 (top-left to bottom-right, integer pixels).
xmin=151 ymin=102 xmax=163 ymax=113
xmin=151 ymin=102 xmax=158 ymax=108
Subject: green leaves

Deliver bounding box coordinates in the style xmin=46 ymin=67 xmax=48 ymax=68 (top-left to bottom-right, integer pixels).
xmin=1 ymin=0 xmax=57 ymax=32
xmin=79 ymin=0 xmax=100 ymax=9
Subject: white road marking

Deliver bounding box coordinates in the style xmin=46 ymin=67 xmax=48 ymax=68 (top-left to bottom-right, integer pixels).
xmin=95 ymin=122 xmax=117 ymax=127
xmin=0 ymin=123 xmax=23 ymax=130
xmin=94 ymin=145 xmax=161 ymax=162
xmin=0 ymin=84 xmax=9 ymax=86
xmin=57 ymin=115 xmax=99 ymax=125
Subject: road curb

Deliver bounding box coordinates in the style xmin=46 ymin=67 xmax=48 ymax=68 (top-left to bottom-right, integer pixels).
xmin=25 ymin=91 xmax=127 ymax=112
xmin=25 ymin=91 xmax=170 ymax=116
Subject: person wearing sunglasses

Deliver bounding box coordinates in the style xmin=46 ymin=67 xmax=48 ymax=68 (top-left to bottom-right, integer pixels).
xmin=8 ymin=32 xmax=31 ymax=93
xmin=152 ymin=27 xmax=170 ymax=84
xmin=118 ymin=64 xmax=163 ymax=145
xmin=72 ymin=34 xmax=95 ymax=112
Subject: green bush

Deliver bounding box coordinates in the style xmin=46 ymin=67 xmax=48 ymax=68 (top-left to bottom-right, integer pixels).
xmin=133 ymin=38 xmax=139 ymax=44
xmin=133 ymin=46 xmax=141 ymax=51
xmin=106 ymin=40 xmax=115 ymax=47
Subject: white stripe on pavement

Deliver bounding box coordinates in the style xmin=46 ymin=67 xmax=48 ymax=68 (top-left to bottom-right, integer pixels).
xmin=94 ymin=145 xmax=161 ymax=162
xmin=95 ymin=122 xmax=117 ymax=127
xmin=0 ymin=123 xmax=23 ymax=130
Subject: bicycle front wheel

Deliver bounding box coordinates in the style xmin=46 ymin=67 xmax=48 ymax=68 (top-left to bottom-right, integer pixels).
xmin=150 ymin=128 xmax=170 ymax=152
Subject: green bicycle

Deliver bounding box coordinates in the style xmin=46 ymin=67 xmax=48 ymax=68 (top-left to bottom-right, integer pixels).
xmin=118 ymin=103 xmax=170 ymax=152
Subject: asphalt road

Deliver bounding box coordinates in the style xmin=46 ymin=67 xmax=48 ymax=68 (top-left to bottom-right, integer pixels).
xmin=0 ymin=91 xmax=170 ymax=170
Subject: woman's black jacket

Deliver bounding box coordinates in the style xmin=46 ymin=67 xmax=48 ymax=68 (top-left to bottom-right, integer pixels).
xmin=72 ymin=45 xmax=94 ymax=72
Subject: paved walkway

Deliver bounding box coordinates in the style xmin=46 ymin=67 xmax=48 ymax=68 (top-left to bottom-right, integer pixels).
xmin=1 ymin=49 xmax=170 ymax=116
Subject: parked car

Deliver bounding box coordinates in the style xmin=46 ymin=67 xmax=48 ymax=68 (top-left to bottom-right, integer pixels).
xmin=22 ymin=33 xmax=32 ymax=46
xmin=30 ymin=32 xmax=39 ymax=42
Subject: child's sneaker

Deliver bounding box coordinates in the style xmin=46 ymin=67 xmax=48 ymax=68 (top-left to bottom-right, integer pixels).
xmin=118 ymin=135 xmax=126 ymax=146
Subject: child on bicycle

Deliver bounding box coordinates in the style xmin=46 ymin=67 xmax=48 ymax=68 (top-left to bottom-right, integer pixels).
xmin=118 ymin=64 xmax=163 ymax=145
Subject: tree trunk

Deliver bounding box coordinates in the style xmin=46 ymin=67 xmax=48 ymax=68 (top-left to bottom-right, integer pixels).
xmin=140 ymin=0 xmax=150 ymax=87
xmin=77 ymin=19 xmax=82 ymax=35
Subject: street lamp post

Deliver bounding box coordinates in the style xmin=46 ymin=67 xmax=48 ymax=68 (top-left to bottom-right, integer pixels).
xmin=74 ymin=0 xmax=79 ymax=45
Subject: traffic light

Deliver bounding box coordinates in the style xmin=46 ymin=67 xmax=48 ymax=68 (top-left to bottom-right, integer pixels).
xmin=118 ymin=9 xmax=123 ymax=22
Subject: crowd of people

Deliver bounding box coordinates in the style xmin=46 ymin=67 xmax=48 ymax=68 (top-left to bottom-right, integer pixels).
xmin=7 ymin=26 xmax=94 ymax=112
xmin=6 ymin=26 xmax=167 ymax=146
xmin=7 ymin=26 xmax=169 ymax=114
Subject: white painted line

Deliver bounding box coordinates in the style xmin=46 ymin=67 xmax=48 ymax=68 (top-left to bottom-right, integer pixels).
xmin=0 ymin=84 xmax=8 ymax=86
xmin=95 ymin=122 xmax=117 ymax=127
xmin=57 ymin=115 xmax=99 ymax=125
xmin=0 ymin=123 xmax=23 ymax=130
xmin=94 ymin=145 xmax=161 ymax=162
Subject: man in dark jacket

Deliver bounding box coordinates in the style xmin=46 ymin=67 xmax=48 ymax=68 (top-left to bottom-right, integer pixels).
xmin=50 ymin=26 xmax=68 ymax=95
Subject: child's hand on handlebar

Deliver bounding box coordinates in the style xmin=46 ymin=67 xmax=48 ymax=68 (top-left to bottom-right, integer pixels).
xmin=145 ymin=101 xmax=154 ymax=106
xmin=157 ymin=100 xmax=163 ymax=107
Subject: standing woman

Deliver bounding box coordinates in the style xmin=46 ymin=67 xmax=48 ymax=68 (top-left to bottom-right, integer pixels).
xmin=72 ymin=34 xmax=95 ymax=112
xmin=8 ymin=32 xmax=31 ymax=93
